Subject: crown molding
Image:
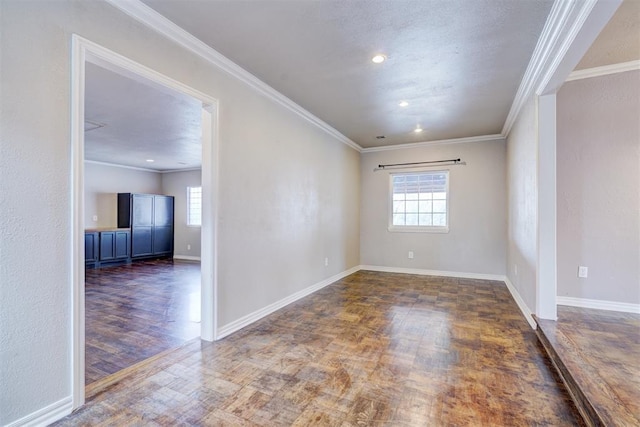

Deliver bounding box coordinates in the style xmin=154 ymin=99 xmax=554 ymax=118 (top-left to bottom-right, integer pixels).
xmin=104 ymin=0 xmax=361 ymax=152
xmin=360 ymin=134 xmax=504 ymax=153
xmin=566 ymin=60 xmax=640 ymax=81
xmin=85 ymin=159 xmax=162 ymax=173
xmin=502 ymin=0 xmax=601 ymax=136
xmin=85 ymin=159 xmax=202 ymax=174
xmin=161 ymin=167 xmax=202 ymax=174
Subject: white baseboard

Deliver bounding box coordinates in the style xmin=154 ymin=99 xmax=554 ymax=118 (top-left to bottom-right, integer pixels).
xmin=173 ymin=255 xmax=201 ymax=261
xmin=502 ymin=276 xmax=536 ymax=329
xmin=216 ymin=265 xmax=361 ymax=339
xmin=557 ymin=296 xmax=640 ymax=314
xmin=217 ymin=264 xmax=540 ymax=340
xmin=359 ymin=265 xmax=505 ymax=282
xmin=5 ymin=396 xmax=72 ymax=427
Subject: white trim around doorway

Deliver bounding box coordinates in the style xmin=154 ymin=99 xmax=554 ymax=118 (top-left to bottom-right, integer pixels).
xmin=70 ymin=34 xmax=219 ymax=411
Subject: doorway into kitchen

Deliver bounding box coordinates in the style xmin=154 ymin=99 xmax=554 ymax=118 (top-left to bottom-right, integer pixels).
xmin=71 ymin=35 xmax=218 ymax=409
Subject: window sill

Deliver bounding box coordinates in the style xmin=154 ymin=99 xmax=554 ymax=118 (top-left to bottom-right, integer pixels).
xmin=388 ymin=226 xmax=449 ymax=233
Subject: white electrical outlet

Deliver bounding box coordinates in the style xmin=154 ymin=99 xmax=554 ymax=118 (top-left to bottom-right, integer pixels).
xmin=92 ymin=215 xmax=98 ymax=222
xmin=324 ymin=257 xmax=329 ymax=266
xmin=187 ymin=244 xmax=191 ymax=251
xmin=514 ymin=264 xmax=518 ymax=276
xmin=578 ymin=266 xmax=588 ymax=278
xmin=408 ymin=251 xmax=414 ymax=259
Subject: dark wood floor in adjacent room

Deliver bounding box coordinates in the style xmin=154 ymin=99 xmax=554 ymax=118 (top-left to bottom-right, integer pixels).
xmin=85 ymin=259 xmax=201 ymax=385
xmin=60 ymin=270 xmax=584 ymax=425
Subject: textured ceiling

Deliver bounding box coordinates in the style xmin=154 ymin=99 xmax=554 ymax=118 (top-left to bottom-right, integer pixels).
xmin=141 ymin=0 xmax=553 ymax=148
xmin=576 ymin=0 xmax=640 ymax=70
xmin=85 ymin=0 xmax=636 ymax=167
xmin=84 ymin=62 xmax=202 ymax=171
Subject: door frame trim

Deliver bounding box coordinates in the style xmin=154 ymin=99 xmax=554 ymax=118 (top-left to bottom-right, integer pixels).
xmin=70 ymin=34 xmax=219 ymax=409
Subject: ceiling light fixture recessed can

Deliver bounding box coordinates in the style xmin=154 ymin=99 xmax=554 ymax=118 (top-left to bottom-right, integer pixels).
xmin=414 ymin=127 xmax=423 ymax=133
xmin=371 ymin=54 xmax=386 ymax=64
xmin=398 ymin=101 xmax=409 ymax=107
xmin=146 ymin=159 xmax=155 ymax=163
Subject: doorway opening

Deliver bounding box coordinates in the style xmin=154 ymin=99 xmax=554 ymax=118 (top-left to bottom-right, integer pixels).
xmin=71 ymin=35 xmax=218 ymax=409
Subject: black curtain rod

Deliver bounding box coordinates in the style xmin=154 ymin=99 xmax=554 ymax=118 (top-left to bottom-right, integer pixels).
xmin=378 ymin=158 xmax=461 ymax=169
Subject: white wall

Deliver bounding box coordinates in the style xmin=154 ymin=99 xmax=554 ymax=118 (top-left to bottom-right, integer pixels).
xmin=218 ymin=116 xmax=361 ymax=324
xmin=84 ymin=162 xmax=162 ymax=228
xmin=506 ymin=95 xmax=538 ymax=312
xmin=0 ymin=1 xmax=360 ymax=424
xmin=161 ymin=170 xmax=202 ymax=258
xmin=557 ymin=70 xmax=640 ymax=304
xmin=360 ymin=139 xmax=506 ymax=276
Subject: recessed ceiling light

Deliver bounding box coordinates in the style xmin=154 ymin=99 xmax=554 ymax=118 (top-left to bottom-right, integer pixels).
xmin=414 ymin=127 xmax=423 ymax=133
xmin=398 ymin=101 xmax=409 ymax=107
xmin=371 ymin=54 xmax=386 ymax=64
xmin=146 ymin=159 xmax=155 ymax=163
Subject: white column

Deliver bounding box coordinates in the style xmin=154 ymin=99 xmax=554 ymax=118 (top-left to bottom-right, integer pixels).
xmin=536 ymin=94 xmax=557 ymax=320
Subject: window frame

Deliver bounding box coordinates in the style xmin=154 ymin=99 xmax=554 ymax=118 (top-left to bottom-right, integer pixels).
xmin=186 ymin=186 xmax=202 ymax=227
xmin=388 ymin=170 xmax=450 ymax=233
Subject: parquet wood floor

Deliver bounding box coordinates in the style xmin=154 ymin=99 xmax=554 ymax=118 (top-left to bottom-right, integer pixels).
xmin=536 ymin=306 xmax=640 ymax=426
xmin=85 ymin=259 xmax=201 ymax=384
xmin=59 ymin=271 xmax=584 ymax=426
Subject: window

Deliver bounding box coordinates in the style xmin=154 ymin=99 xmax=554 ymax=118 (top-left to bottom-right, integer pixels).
xmin=187 ymin=186 xmax=202 ymax=226
xmin=389 ymin=171 xmax=449 ymax=232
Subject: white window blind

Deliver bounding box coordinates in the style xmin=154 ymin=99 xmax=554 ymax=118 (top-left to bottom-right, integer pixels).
xmin=390 ymin=171 xmax=449 ymax=232
xmin=187 ymin=186 xmax=202 ymax=226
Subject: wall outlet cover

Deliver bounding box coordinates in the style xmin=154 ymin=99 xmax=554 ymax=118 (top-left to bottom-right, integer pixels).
xmin=578 ymin=266 xmax=588 ymax=278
